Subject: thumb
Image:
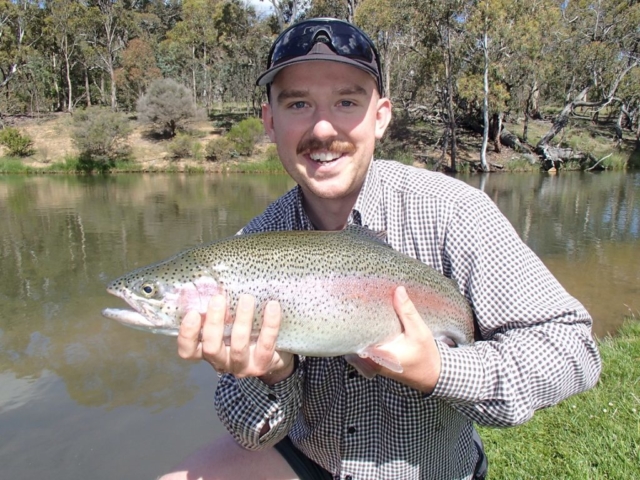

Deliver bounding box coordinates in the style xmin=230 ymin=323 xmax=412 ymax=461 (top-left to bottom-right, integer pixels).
xmin=393 ymin=286 xmax=425 ymax=336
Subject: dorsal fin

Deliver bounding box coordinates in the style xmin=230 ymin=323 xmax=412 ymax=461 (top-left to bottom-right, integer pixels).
xmin=343 ymin=224 xmax=390 ymax=247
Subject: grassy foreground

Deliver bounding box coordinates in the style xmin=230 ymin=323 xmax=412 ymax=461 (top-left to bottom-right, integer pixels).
xmin=479 ymin=320 xmax=640 ymax=479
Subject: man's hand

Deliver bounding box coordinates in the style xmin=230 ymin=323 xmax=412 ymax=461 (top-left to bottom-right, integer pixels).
xmin=374 ymin=286 xmax=442 ymax=393
xmin=177 ymin=294 xmax=295 ymax=385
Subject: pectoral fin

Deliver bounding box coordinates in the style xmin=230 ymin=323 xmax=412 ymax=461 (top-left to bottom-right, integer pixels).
xmin=344 ymin=346 xmax=403 ymax=379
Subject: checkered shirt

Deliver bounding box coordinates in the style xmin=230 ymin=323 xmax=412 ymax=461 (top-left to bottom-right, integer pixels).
xmin=214 ymin=160 xmax=601 ymax=480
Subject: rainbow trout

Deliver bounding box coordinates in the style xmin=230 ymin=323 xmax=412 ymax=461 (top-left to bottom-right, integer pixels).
xmin=102 ymin=226 xmax=474 ymax=375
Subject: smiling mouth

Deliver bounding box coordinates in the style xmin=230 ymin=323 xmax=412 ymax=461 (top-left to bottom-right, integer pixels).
xmin=309 ymin=151 xmax=344 ymax=163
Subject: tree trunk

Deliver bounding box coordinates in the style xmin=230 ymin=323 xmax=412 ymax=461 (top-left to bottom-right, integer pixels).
xmin=445 ymin=20 xmax=457 ymax=171
xmin=85 ymin=68 xmax=91 ymax=107
xmin=490 ymin=112 xmax=502 ymax=153
xmin=480 ymin=30 xmax=490 ymax=172
xmin=64 ymin=52 xmax=73 ymax=112
xmin=52 ymin=54 xmax=61 ymax=112
xmin=536 ymin=85 xmax=590 ymax=149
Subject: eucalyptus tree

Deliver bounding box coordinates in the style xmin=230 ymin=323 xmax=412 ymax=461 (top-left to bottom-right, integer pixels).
xmin=83 ymin=0 xmax=136 ymax=110
xmin=0 ymin=0 xmax=42 ymax=114
xmin=168 ymin=0 xmax=222 ymax=106
xmin=45 ymin=0 xmax=87 ymax=112
xmin=306 ymin=0 xmax=362 ymax=22
xmin=536 ymin=0 xmax=640 ymax=152
xmin=210 ymin=1 xmax=269 ymax=110
xmin=500 ymin=0 xmax=562 ymax=143
xmin=261 ymin=0 xmax=309 ymax=31
xmin=461 ymin=0 xmax=519 ymax=171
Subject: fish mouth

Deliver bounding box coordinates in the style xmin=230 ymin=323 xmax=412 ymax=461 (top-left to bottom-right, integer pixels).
xmin=101 ymin=308 xmax=179 ymax=336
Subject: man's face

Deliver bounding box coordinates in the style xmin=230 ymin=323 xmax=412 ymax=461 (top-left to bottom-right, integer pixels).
xmin=262 ymin=61 xmax=391 ymax=207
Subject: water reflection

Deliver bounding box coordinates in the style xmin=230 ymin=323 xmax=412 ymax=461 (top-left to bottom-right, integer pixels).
xmin=0 ymin=170 xmax=638 ymax=479
xmin=464 ymin=171 xmax=640 ymax=336
xmin=0 ymin=173 xmax=295 ymax=411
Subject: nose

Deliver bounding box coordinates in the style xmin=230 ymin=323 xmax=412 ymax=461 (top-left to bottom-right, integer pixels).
xmin=311 ymin=109 xmax=338 ymax=140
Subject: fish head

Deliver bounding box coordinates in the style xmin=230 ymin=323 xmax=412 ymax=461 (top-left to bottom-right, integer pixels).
xmin=102 ymin=254 xmax=223 ymax=336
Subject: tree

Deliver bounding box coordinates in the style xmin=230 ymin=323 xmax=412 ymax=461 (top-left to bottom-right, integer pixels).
xmin=45 ymin=0 xmax=86 ymax=112
xmin=136 ymin=78 xmax=197 ymax=137
xmin=536 ymin=0 xmax=640 ymax=154
xmin=0 ymin=1 xmax=41 ymax=100
xmin=115 ymin=38 xmax=162 ymax=109
xmin=85 ymin=0 xmax=135 ymax=110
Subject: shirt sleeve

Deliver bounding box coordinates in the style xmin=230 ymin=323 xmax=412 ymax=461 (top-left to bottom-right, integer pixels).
xmin=431 ymin=188 xmax=602 ymax=427
xmin=214 ymin=361 xmax=304 ymax=450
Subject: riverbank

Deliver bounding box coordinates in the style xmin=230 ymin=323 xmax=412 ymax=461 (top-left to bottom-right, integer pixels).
xmin=1 ymin=111 xmax=637 ymax=174
xmin=479 ymin=318 xmax=640 ymax=479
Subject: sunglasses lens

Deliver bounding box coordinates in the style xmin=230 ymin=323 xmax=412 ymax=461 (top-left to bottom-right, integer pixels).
xmin=269 ymin=21 xmax=376 ymax=67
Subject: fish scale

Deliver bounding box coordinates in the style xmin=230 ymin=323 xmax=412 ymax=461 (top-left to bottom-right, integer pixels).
xmin=102 ymin=225 xmax=475 ymax=371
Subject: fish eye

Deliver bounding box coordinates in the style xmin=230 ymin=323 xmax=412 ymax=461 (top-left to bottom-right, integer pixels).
xmin=140 ymin=283 xmax=156 ymax=297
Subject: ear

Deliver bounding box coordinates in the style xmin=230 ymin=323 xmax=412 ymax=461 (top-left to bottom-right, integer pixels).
xmin=374 ymin=97 xmax=392 ymax=140
xmin=262 ymin=102 xmax=276 ymax=142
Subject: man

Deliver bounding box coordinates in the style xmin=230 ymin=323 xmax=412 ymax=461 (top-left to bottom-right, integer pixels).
xmin=161 ymin=18 xmax=601 ymax=480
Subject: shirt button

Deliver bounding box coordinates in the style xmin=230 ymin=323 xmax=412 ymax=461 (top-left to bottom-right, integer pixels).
xmin=267 ymin=393 xmax=277 ymax=401
xmin=348 ymin=371 xmax=357 ymax=379
xmin=345 ymin=476 xmax=353 ymax=480
xmin=347 ymin=426 xmax=356 ymax=434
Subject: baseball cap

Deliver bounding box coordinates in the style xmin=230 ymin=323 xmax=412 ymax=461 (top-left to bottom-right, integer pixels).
xmin=256 ymin=18 xmax=384 ymax=95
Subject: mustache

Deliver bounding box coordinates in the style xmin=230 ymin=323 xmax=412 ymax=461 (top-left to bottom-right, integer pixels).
xmin=296 ymin=138 xmax=356 ymax=156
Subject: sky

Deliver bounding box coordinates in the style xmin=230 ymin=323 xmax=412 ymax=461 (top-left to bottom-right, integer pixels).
xmin=245 ymin=0 xmax=273 ymax=14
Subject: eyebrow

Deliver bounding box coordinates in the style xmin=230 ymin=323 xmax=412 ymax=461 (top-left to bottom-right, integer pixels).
xmin=276 ymin=89 xmax=309 ymax=104
xmin=275 ymin=84 xmax=369 ymax=104
xmin=335 ymin=85 xmax=368 ymax=96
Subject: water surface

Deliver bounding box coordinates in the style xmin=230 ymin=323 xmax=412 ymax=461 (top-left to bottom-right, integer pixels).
xmin=0 ymin=170 xmax=638 ymax=479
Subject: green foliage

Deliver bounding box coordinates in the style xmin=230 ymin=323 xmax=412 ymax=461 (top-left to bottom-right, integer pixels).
xmin=136 ymin=78 xmax=196 ymax=137
xmin=234 ymin=144 xmax=285 ymax=173
xmin=226 ymin=117 xmax=264 ymax=156
xmin=71 ymin=107 xmax=132 ymax=171
xmin=168 ymin=134 xmax=197 ymax=159
xmin=504 ymin=156 xmax=539 ymax=172
xmin=205 ymin=136 xmax=236 ymax=162
xmin=375 ymin=136 xmax=414 ymax=165
xmin=479 ymin=320 xmax=640 ymax=479
xmin=0 ymin=158 xmax=30 ymax=173
xmin=0 ymin=128 xmax=34 ymax=157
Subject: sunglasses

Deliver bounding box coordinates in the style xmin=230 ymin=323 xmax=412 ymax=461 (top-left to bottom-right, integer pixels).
xmin=263 ymin=18 xmax=383 ymax=95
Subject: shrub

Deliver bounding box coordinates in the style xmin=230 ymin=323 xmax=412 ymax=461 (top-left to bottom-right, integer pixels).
xmin=71 ymin=107 xmax=132 ymax=165
xmin=205 ymin=137 xmax=235 ymax=162
xmin=0 ymin=127 xmax=34 ymax=157
xmin=136 ymin=78 xmax=196 ymax=137
xmin=168 ymin=134 xmax=196 ymax=159
xmin=226 ymin=117 xmax=264 ymax=156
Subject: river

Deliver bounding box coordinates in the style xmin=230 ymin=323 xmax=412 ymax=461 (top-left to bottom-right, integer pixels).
xmin=0 ymin=169 xmax=638 ymax=479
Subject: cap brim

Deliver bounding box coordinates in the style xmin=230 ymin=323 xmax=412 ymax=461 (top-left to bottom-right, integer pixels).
xmin=256 ymin=55 xmax=380 ymax=88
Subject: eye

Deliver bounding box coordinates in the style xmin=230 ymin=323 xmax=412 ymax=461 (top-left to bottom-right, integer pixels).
xmin=339 ymin=100 xmax=355 ymax=107
xmin=290 ymin=101 xmax=307 ymax=109
xmin=140 ymin=283 xmax=156 ymax=297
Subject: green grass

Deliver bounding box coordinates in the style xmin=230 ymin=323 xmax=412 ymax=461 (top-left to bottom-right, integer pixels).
xmin=503 ymin=156 xmax=539 ymax=172
xmin=0 ymin=157 xmax=33 ymax=173
xmin=479 ymin=319 xmax=640 ymax=479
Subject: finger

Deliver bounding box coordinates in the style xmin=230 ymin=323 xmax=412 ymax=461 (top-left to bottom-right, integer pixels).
xmin=393 ymin=286 xmax=426 ymax=336
xmin=254 ymin=300 xmax=281 ymax=367
xmin=177 ymin=310 xmax=203 ymax=359
xmin=201 ymin=294 xmax=227 ymax=358
xmin=229 ymin=294 xmax=255 ymax=369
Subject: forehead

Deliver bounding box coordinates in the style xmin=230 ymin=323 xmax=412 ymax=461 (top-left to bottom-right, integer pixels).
xmin=271 ymin=61 xmax=378 ymax=94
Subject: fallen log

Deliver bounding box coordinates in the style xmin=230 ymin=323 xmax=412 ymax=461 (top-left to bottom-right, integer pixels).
xmin=499 ymin=128 xmax=532 ymax=154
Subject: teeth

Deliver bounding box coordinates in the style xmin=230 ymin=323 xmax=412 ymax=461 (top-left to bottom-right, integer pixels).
xmin=310 ymin=152 xmax=342 ymax=162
